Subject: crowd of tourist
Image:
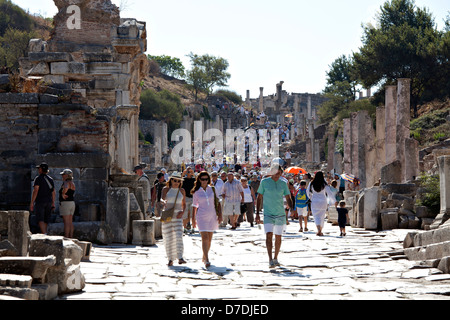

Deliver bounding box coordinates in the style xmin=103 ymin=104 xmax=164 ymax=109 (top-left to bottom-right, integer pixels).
xmin=145 ymin=157 xmax=351 ymax=268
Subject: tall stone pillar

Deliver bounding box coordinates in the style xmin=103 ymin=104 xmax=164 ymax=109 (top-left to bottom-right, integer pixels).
xmin=343 ymin=118 xmax=352 ymax=189
xmin=259 ymin=87 xmax=264 ymax=113
xmin=385 ymin=85 xmax=397 ymax=164
xmin=396 ymin=78 xmax=411 ymax=182
xmin=376 ymin=106 xmax=386 ymax=172
xmin=404 ymin=138 xmax=419 ymax=182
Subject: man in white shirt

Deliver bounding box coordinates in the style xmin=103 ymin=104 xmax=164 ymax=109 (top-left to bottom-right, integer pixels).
xmin=222 ymin=172 xmax=244 ymax=229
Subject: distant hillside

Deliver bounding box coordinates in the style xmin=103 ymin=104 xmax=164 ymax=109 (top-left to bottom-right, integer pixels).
xmin=0 ymin=0 xmax=52 ymax=71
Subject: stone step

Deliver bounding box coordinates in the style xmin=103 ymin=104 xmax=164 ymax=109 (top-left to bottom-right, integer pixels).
xmin=0 ymin=256 xmax=56 ymax=283
xmin=404 ymin=240 xmax=450 ymax=261
xmin=404 ymin=226 xmax=450 ymax=248
xmin=0 ymin=274 xmax=32 ymax=288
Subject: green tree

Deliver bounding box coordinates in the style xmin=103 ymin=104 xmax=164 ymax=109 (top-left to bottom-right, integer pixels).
xmin=147 ymin=54 xmax=185 ymax=78
xmin=324 ymin=55 xmax=358 ymax=100
xmin=353 ymin=0 xmax=446 ymax=117
xmin=185 ymin=52 xmax=231 ymax=100
xmin=0 ymin=28 xmax=36 ymax=70
xmin=140 ymin=89 xmax=185 ymax=136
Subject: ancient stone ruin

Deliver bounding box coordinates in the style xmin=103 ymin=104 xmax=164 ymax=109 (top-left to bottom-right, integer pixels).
xmin=0 ymin=0 xmax=157 ymax=299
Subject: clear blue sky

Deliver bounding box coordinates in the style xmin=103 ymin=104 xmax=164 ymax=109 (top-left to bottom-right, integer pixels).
xmin=13 ymin=0 xmax=449 ymax=99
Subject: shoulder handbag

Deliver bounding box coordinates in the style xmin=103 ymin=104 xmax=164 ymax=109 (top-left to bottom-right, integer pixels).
xmin=161 ymin=188 xmax=180 ymax=223
xmin=211 ymin=186 xmax=222 ymax=217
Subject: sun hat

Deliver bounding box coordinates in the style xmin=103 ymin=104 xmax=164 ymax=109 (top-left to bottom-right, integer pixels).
xmin=59 ymin=169 xmax=73 ymax=175
xmin=170 ymin=172 xmax=184 ymax=180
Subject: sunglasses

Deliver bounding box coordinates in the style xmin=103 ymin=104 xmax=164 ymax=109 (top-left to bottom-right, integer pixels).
xmin=200 ymin=178 xmax=209 ymax=181
xmin=172 ymin=179 xmax=181 ymax=183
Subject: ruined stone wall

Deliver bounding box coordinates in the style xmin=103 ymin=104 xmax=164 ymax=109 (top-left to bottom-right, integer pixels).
xmin=0 ymin=93 xmax=111 ymax=214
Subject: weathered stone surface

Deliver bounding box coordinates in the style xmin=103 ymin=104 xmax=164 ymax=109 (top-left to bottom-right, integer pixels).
xmin=381 ymin=160 xmax=402 ymax=184
xmin=438 ymin=256 xmax=450 ymax=274
xmin=364 ymin=187 xmax=381 ymax=230
xmin=381 ymin=211 xmax=399 ymax=230
xmin=29 ymin=234 xmax=83 ymax=266
xmin=132 ymin=220 xmax=156 ymax=246
xmin=27 ymin=62 xmax=50 ymax=75
xmin=0 ymin=240 xmax=19 ymax=257
xmin=33 ymin=283 xmax=58 ymax=300
xmin=0 ymin=256 xmax=56 ymax=283
xmin=0 ymin=274 xmax=32 ymax=287
xmin=0 ymin=93 xmax=39 ymax=104
xmin=404 ymin=241 xmax=450 ymax=261
xmin=7 ymin=211 xmax=30 ymax=256
xmin=28 ymin=52 xmax=72 ymax=62
xmin=106 ymin=187 xmax=130 ymax=244
xmin=0 ymin=286 xmax=39 ymax=300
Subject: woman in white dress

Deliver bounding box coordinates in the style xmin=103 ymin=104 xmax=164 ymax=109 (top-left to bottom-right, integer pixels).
xmin=307 ymin=171 xmax=337 ymax=236
xmin=161 ymin=172 xmax=186 ymax=266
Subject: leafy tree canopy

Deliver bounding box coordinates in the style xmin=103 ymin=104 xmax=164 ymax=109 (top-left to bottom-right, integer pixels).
xmin=185 ymin=52 xmax=231 ymax=100
xmin=147 ymin=54 xmax=185 ymax=79
xmin=352 ymin=0 xmax=448 ymax=116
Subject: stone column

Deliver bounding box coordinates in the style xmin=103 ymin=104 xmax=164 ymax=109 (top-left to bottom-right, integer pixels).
xmin=8 ymin=211 xmax=30 ymax=256
xmin=343 ymin=118 xmax=352 ymax=189
xmin=385 ymin=85 xmax=397 ymax=164
xmin=327 ymin=127 xmax=336 ymax=172
xmin=431 ymin=156 xmax=450 ymax=229
xmin=376 ymin=106 xmax=386 ymax=175
xmin=396 ymin=78 xmax=411 ymax=182
xmin=259 ymin=87 xmax=264 ymax=113
xmin=404 ymin=138 xmax=419 ymax=182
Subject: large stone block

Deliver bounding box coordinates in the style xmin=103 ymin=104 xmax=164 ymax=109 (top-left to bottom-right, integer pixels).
xmin=50 ymin=62 xmax=86 ymax=75
xmin=381 ymin=160 xmax=402 ymax=184
xmin=0 ymin=93 xmax=39 ymax=104
xmin=381 ymin=211 xmax=399 ymax=230
xmin=28 ymin=52 xmax=72 ymax=62
xmin=106 ymin=187 xmax=130 ymax=243
xmin=29 ymin=235 xmax=83 ymax=266
xmin=132 ymin=220 xmax=156 ymax=246
xmin=0 ymin=256 xmax=56 ymax=283
xmin=8 ymin=211 xmax=30 ymax=256
xmin=364 ymin=187 xmax=381 ymax=230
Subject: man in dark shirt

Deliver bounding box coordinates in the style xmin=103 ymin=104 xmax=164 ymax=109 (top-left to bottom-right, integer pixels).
xmin=30 ymin=163 xmax=55 ymax=234
xmin=182 ymin=167 xmax=196 ymax=232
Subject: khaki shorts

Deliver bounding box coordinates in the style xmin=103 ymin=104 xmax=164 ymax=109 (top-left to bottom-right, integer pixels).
xmin=223 ymin=201 xmax=241 ymax=216
xmin=60 ymin=201 xmax=75 ymax=216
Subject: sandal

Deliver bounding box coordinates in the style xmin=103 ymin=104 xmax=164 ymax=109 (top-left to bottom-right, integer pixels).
xmin=178 ymin=258 xmax=187 ymax=264
xmin=168 ymin=260 xmax=173 ymax=266
xmin=205 ymin=261 xmax=211 ymax=268
xmin=299 ymin=228 xmax=303 ymax=232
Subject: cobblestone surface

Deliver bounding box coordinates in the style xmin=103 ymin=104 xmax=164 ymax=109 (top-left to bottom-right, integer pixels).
xmin=57 ymin=218 xmax=450 ymax=300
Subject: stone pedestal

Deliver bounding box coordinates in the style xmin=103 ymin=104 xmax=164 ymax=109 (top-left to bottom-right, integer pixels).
xmin=364 ymin=187 xmax=381 ymax=230
xmin=106 ymin=187 xmax=130 ymax=243
xmin=132 ymin=220 xmax=156 ymax=246
xmin=431 ymin=156 xmax=450 ymax=229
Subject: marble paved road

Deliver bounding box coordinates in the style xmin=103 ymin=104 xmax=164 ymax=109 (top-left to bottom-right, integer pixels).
xmin=58 ymin=218 xmax=450 ymax=300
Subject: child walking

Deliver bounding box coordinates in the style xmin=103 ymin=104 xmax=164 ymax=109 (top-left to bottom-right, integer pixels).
xmin=295 ymin=180 xmax=309 ymax=232
xmin=337 ymin=200 xmax=349 ymax=236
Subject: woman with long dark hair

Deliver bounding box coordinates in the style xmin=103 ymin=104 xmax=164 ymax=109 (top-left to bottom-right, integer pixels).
xmin=306 ymin=171 xmax=337 ymax=236
xmin=191 ymin=171 xmax=223 ymax=268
